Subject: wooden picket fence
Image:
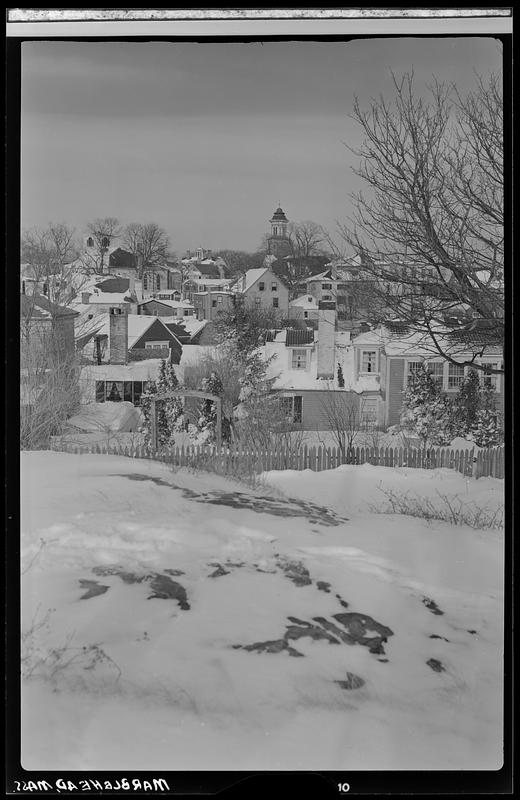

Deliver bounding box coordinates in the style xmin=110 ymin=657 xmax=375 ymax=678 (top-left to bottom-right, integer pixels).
xmin=50 ymin=439 xmax=505 ymax=480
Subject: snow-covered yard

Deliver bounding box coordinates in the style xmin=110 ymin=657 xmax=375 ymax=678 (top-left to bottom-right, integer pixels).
xmin=21 ymin=451 xmax=504 ymax=771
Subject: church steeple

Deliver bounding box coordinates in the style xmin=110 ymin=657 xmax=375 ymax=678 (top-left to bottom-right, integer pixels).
xmin=270 ymin=206 xmax=289 ymax=239
xmin=267 ymin=206 xmax=291 ymax=258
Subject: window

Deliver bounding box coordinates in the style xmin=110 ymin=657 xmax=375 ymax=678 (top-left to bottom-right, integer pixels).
xmin=145 ymin=341 xmax=169 ymax=350
xmin=106 ymin=381 xmax=123 ymax=402
xmin=292 ymin=349 xmax=307 ymax=370
xmin=481 ymin=362 xmax=499 ymax=391
xmin=212 ymin=300 xmax=217 ymax=308
xmin=280 ymin=395 xmax=302 ymax=424
xmin=101 ymin=236 xmax=110 ymax=249
xmin=322 ymin=294 xmax=332 ymax=301
xmin=156 ymin=275 xmax=161 ymax=291
xmin=448 ymin=363 xmax=465 ymax=389
xmin=303 ymin=311 xmax=308 ymax=319
xmin=271 ymin=282 xmax=278 ymax=291
xmin=95 ymin=381 xmax=105 ymax=403
xmin=406 ymin=361 xmax=423 ymax=385
xmin=322 ymin=283 xmax=332 ymax=290
xmin=259 ymin=282 xmax=265 ymax=291
xmin=124 ymin=382 xmax=133 ymax=402
xmin=273 ymin=297 xmax=279 ymax=308
xmin=87 ymin=237 xmax=94 ymax=248
xmin=255 ymin=297 xmax=261 ymax=306
xmin=217 ymin=295 xmax=223 ymax=303
xmin=427 ymin=362 xmax=444 ymax=387
xmin=143 ymin=275 xmax=148 ymax=290
xmin=132 ymin=381 xmax=143 ymax=405
xmin=361 ymin=350 xmax=378 ymax=373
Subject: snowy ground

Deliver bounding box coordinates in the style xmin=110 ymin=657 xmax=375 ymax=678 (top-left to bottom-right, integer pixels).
xmin=21 ymin=452 xmax=504 ymax=771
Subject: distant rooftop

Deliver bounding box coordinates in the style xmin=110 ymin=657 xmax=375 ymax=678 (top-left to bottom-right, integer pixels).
xmin=270 ymin=206 xmax=289 ymax=223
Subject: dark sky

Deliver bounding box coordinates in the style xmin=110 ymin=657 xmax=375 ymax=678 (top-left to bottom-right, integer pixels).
xmin=21 ymin=37 xmax=502 ymax=254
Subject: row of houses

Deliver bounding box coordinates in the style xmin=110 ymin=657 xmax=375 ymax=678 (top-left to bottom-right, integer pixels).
xmin=21 ymin=286 xmax=503 ymax=436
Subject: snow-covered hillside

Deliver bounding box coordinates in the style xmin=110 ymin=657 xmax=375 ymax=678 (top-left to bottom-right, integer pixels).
xmin=21 ymin=452 xmax=504 ymax=771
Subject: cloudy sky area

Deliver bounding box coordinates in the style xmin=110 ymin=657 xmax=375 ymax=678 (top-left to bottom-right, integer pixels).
xmin=21 ymin=37 xmax=501 ymax=255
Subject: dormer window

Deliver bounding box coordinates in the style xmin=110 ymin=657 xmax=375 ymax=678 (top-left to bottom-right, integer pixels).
xmin=361 ymin=350 xmax=378 ymax=373
xmin=291 ymin=349 xmax=308 ymax=370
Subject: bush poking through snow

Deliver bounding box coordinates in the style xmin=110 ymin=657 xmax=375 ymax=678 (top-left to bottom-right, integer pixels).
xmin=369 ymin=487 xmax=504 ymax=529
xmin=22 ymin=606 xmax=121 ymax=690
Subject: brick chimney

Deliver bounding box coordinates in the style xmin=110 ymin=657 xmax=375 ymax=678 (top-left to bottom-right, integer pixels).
xmin=109 ymin=307 xmax=128 ymax=364
xmin=317 ymin=300 xmax=336 ymax=379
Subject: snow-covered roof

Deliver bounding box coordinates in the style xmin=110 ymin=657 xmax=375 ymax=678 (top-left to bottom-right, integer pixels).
xmin=139 ymin=298 xmax=194 ymax=310
xmin=94 ymin=314 xmax=174 ymax=349
xmin=289 ymin=294 xmax=319 ymax=309
xmin=352 ymin=326 xmax=502 ymax=359
xmin=305 ymin=269 xmax=335 ymax=283
xmin=238 ymin=268 xmax=268 ymax=293
xmin=79 ymin=359 xmax=167 ymax=382
xmin=263 ymin=333 xmax=378 ymax=394
xmin=175 ymin=317 xmax=208 ymax=338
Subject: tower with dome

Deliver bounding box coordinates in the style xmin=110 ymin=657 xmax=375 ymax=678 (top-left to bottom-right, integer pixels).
xmin=266 ymin=206 xmax=292 ymax=259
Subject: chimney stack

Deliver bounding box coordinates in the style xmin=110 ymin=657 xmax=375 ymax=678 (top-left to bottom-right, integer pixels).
xmin=317 ymin=300 xmax=336 ymax=379
xmin=82 ymin=291 xmax=90 ymax=305
xmin=109 ymin=307 xmax=128 ymax=365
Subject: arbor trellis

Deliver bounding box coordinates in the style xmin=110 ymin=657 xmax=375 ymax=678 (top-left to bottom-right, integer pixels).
xmin=149 ymin=390 xmax=222 ymax=451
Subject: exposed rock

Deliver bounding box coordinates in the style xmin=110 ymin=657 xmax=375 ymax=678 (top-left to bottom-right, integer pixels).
xmin=164 ymin=568 xmax=185 ymax=576
xmin=332 ymin=612 xmax=394 ymax=654
xmin=429 ymin=634 xmax=450 ymax=642
xmin=78 ymin=579 xmax=110 ymax=600
xmin=335 ymin=672 xmax=365 ymax=690
xmin=147 ymin=575 xmax=190 ymax=610
xmin=312 ymin=616 xmax=356 ymax=645
xmin=335 ymin=594 xmax=349 ymax=609
xmin=208 ymin=563 xmax=230 ymax=578
xmin=284 ymin=623 xmax=340 ymax=645
xmin=422 ymin=597 xmax=444 ymax=615
xmin=92 ymin=566 xmax=150 ymax=584
xmin=239 ymin=639 xmax=304 ymax=657
xmin=467 ymin=629 xmax=478 ymax=635
xmin=426 ymin=658 xmax=446 ymax=673
xmin=316 ymin=581 xmax=331 ymax=593
xmin=276 ymin=558 xmax=312 ymax=587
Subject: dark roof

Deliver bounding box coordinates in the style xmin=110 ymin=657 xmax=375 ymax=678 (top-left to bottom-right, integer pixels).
xmin=94 ymin=277 xmax=131 ymax=293
xmin=108 ymin=248 xmax=137 ymax=269
xmin=286 ymin=328 xmax=315 ymax=347
xmin=446 ymin=319 xmax=503 ymax=348
xmin=270 ymin=206 xmax=289 ymax=223
xmin=194 ymin=263 xmax=221 ymax=278
xmin=383 ymin=320 xmax=411 ymax=335
xmin=20 ymin=293 xmax=79 ymax=319
xmin=164 ymin=322 xmax=191 ymax=343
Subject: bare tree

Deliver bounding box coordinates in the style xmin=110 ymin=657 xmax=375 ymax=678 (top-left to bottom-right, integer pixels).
xmin=123 ymin=222 xmax=171 ymax=277
xmin=319 ymin=388 xmax=365 ymax=460
xmin=81 ymin=217 xmax=122 ymax=274
xmin=288 ymin=220 xmax=327 ymax=260
xmin=339 ymin=71 xmax=504 ymax=373
xmin=213 ymin=249 xmax=266 ymax=277
xmin=20 ymin=324 xmax=81 ymax=449
xmin=21 ymin=223 xmax=83 ymax=307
